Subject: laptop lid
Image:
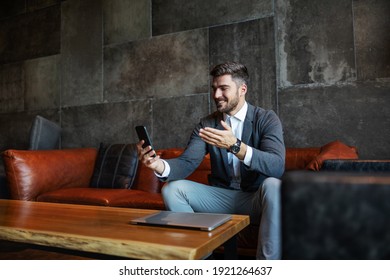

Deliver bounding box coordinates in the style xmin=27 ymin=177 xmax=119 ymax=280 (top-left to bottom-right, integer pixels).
xmin=130 ymin=211 xmax=232 ymax=231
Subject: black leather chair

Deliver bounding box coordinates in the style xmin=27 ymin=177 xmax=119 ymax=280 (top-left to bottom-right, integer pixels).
xmin=28 ymin=115 xmax=61 ymax=150
xmin=281 ymin=171 xmax=390 ymax=259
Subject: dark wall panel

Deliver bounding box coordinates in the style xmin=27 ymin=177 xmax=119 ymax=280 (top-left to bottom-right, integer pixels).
xmin=0 ymin=4 xmax=60 ymax=64
xmin=25 ymin=55 xmax=60 ymax=111
xmin=152 ymin=0 xmax=273 ymax=35
xmin=354 ymin=0 xmax=390 ymax=80
xmin=153 ymin=94 xmax=209 ymax=149
xmin=104 ymin=29 xmax=209 ymax=102
xmin=277 ymin=0 xmax=356 ymax=86
xmin=103 ymin=0 xmax=151 ymax=45
xmin=61 ymin=0 xmax=103 ymax=107
xmin=209 ymin=18 xmax=277 ymax=111
xmin=0 ymin=113 xmax=31 ymax=151
xmin=27 ymin=0 xmax=61 ymax=12
xmin=61 ymin=100 xmax=152 ymax=148
xmin=0 ymin=0 xmax=26 ymax=20
xmin=0 ymin=62 xmax=24 ymax=113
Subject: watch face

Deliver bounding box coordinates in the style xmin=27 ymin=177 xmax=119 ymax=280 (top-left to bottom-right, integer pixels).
xmin=230 ymin=139 xmax=241 ymax=154
xmin=231 ymin=145 xmax=240 ymax=154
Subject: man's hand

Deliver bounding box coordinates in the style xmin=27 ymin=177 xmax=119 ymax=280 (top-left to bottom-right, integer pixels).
xmin=199 ymin=120 xmax=237 ymax=149
xmin=136 ymin=140 xmax=165 ymax=174
xmin=199 ymin=120 xmax=247 ymax=160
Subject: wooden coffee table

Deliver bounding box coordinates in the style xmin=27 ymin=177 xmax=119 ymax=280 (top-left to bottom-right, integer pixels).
xmin=0 ymin=199 xmax=249 ymax=260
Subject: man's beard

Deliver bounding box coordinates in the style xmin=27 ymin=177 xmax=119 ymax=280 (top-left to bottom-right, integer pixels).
xmin=215 ymin=91 xmax=240 ymax=114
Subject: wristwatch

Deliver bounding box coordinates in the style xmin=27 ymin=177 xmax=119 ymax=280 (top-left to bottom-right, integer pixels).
xmin=229 ymin=139 xmax=241 ymax=154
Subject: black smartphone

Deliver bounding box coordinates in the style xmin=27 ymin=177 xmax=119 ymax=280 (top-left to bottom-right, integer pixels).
xmin=135 ymin=126 xmax=156 ymax=157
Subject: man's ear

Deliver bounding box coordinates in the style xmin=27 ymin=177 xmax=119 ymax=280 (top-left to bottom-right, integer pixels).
xmin=240 ymin=83 xmax=247 ymax=96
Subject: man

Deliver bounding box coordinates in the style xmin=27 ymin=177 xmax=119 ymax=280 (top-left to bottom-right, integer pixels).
xmin=137 ymin=62 xmax=285 ymax=259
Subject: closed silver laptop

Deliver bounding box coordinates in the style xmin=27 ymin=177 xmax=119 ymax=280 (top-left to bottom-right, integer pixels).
xmin=130 ymin=211 xmax=232 ymax=231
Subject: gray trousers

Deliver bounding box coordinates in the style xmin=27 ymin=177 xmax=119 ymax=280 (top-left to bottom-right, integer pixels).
xmin=161 ymin=177 xmax=281 ymax=260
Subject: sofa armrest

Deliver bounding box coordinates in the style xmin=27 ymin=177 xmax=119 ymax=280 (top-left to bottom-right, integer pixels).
xmin=2 ymin=148 xmax=97 ymax=201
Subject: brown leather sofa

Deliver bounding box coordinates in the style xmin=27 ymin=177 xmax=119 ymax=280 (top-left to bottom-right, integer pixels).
xmin=1 ymin=140 xmax=358 ymax=257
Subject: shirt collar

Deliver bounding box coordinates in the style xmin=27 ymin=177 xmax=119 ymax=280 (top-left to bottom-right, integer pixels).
xmin=224 ymin=102 xmax=248 ymax=122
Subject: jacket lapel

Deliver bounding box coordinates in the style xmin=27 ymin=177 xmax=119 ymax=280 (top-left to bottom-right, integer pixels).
xmin=240 ymin=104 xmax=254 ymax=175
xmin=214 ymin=112 xmax=231 ymax=176
xmin=242 ymin=103 xmax=254 ymax=147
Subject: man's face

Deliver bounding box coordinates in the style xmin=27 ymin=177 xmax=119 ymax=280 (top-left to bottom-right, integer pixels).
xmin=211 ymin=74 xmax=246 ymax=115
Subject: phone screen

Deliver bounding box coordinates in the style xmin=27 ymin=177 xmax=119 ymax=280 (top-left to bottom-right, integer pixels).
xmin=135 ymin=126 xmax=156 ymax=157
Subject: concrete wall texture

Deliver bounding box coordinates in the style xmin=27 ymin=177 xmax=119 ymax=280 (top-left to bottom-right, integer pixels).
xmin=0 ymin=0 xmax=389 ymax=159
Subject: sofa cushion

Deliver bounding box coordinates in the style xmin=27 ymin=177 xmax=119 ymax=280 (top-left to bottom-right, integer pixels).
xmin=90 ymin=143 xmax=138 ymax=189
xmin=306 ymin=140 xmax=358 ymax=171
xmin=37 ymin=187 xmax=122 ymax=206
xmin=37 ymin=188 xmax=165 ymax=210
xmin=108 ymin=191 xmax=165 ymax=209
xmin=132 ymin=160 xmax=161 ymax=193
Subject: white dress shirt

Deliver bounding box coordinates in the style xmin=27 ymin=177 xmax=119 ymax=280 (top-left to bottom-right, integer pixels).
xmin=224 ymin=102 xmax=253 ymax=189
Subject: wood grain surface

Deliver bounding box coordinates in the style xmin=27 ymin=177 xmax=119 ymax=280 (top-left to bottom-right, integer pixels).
xmin=0 ymin=199 xmax=249 ymax=259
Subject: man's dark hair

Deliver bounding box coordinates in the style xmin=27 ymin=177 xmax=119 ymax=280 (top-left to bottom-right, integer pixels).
xmin=210 ymin=62 xmax=249 ymax=86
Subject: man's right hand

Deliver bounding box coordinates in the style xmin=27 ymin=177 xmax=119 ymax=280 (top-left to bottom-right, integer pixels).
xmin=136 ymin=140 xmax=165 ymax=174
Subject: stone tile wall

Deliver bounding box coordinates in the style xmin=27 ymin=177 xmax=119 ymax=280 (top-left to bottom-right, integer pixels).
xmin=61 ymin=0 xmax=103 ymax=107
xmin=0 ymin=0 xmax=389 ymax=159
xmin=277 ymin=0 xmax=390 ymax=158
xmin=277 ymin=0 xmax=356 ymax=86
xmin=0 ymin=4 xmax=60 ymax=64
xmin=151 ymin=0 xmax=273 ymax=35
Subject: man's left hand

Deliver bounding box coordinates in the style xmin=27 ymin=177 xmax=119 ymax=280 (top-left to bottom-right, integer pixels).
xmin=199 ymin=120 xmax=236 ymax=149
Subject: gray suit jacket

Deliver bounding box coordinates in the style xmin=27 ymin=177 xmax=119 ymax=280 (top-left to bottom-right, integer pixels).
xmin=165 ymin=103 xmax=285 ymax=192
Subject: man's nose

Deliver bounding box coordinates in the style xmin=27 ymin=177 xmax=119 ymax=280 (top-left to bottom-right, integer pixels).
xmin=213 ymin=89 xmax=222 ymax=99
